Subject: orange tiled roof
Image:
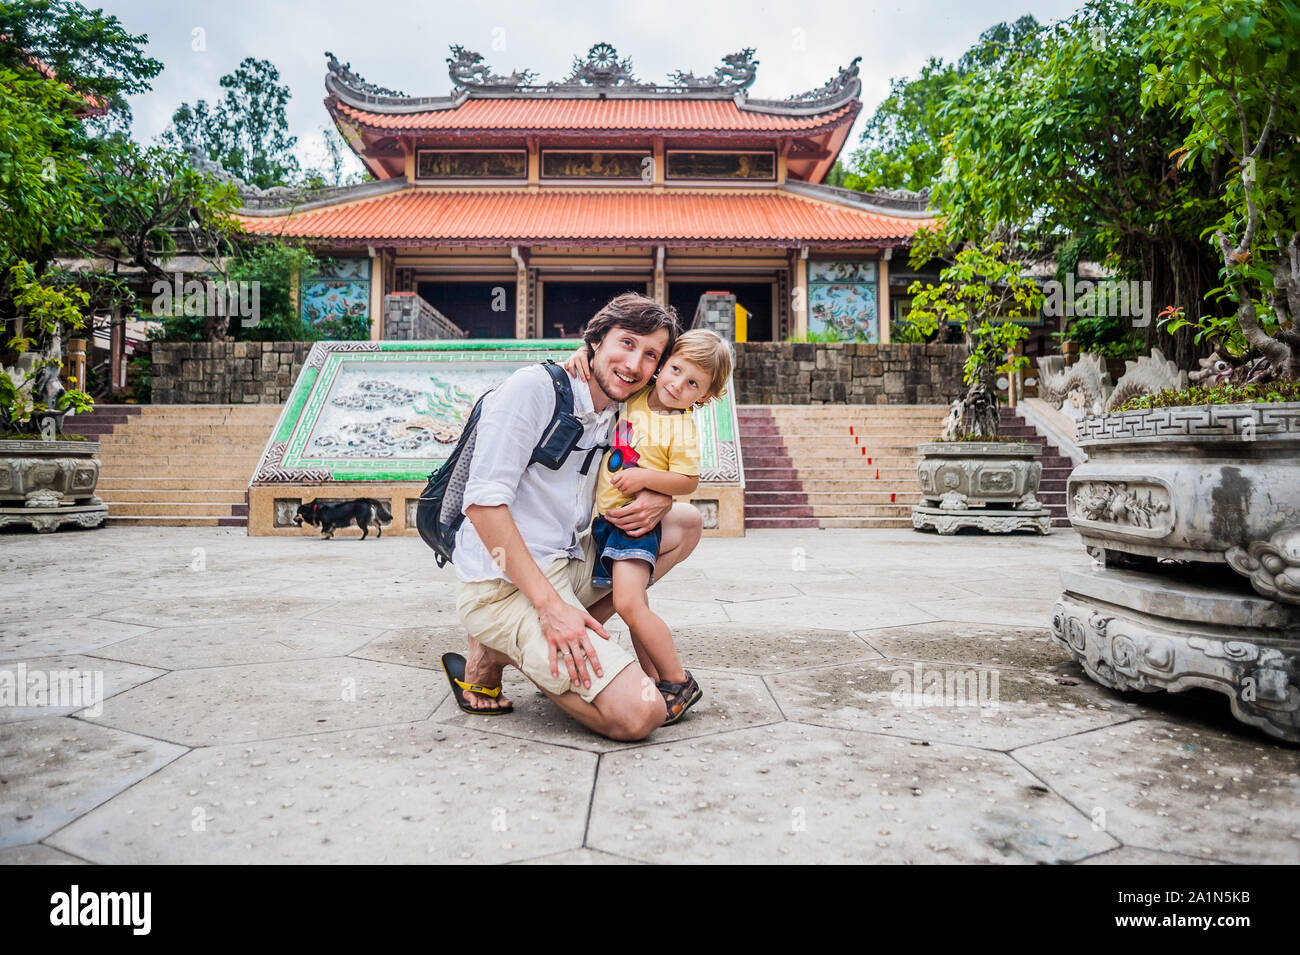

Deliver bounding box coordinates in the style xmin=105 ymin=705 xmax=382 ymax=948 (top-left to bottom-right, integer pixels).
xmin=334 ymin=98 xmax=857 ymax=133
xmin=238 ymin=188 xmax=931 ymax=246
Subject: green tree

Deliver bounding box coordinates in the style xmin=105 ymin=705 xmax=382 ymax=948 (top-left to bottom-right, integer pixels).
xmin=164 ymin=57 xmax=300 ymax=189
xmin=844 ymin=17 xmax=1040 ymax=193
xmin=931 ymin=0 xmax=1230 ymax=370
xmin=905 ymin=234 xmax=1042 ymax=438
xmin=1140 ymin=0 xmax=1300 ymax=381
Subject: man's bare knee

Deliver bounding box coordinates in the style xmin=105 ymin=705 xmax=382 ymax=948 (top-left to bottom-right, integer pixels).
xmin=594 ymin=670 xmax=662 ymax=740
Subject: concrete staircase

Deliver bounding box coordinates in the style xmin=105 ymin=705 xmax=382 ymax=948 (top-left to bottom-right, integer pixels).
xmin=738 ymin=405 xmax=948 ymax=529
xmin=997 ymin=406 xmax=1074 ymax=527
xmin=63 ymin=404 xmax=282 ymax=527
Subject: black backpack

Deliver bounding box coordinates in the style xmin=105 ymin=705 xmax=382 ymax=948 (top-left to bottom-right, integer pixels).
xmin=416 ymin=360 xmax=603 ymax=567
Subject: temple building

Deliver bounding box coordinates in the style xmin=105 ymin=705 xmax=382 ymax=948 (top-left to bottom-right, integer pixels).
xmin=238 ymin=44 xmax=935 ymax=341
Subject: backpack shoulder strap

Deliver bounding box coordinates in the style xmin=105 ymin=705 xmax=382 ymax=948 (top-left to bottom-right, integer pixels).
xmin=539 ymin=359 xmax=573 ymax=419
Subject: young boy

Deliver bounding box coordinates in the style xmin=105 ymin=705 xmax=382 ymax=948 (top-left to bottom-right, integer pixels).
xmin=564 ymin=328 xmax=733 ymax=725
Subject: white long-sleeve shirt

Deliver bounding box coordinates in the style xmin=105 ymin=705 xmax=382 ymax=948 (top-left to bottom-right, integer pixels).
xmin=453 ymin=364 xmax=617 ymax=583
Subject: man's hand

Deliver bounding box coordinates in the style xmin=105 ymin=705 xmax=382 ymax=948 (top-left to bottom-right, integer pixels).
xmin=538 ymin=596 xmax=611 ymax=690
xmin=603 ymin=488 xmax=673 ymax=537
xmin=609 ymin=467 xmax=649 ymax=495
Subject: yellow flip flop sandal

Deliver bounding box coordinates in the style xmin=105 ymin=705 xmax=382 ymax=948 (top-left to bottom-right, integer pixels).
xmin=441 ymin=652 xmax=514 ymax=715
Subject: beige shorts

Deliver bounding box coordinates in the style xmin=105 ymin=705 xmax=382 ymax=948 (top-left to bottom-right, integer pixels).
xmin=455 ymin=532 xmax=636 ymax=703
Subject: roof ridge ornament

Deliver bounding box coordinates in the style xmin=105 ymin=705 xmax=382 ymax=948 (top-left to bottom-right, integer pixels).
xmin=326 ymin=52 xmax=406 ymax=98
xmin=446 ymin=43 xmax=760 ymax=94
xmin=786 ymin=56 xmax=862 ymax=104
xmin=447 ymin=45 xmax=538 ymax=90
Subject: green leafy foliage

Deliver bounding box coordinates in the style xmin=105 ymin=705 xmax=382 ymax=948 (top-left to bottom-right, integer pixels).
xmin=1139 ymin=0 xmax=1300 ymax=380
xmin=163 ymin=58 xmax=300 ymax=189
xmin=930 ymin=0 xmax=1232 ymax=370
xmin=1114 ymin=379 xmax=1300 ymax=411
xmin=2 ymin=261 xmax=93 ymax=429
xmin=905 ymin=237 xmax=1041 ymax=388
xmin=843 ymin=17 xmax=1041 ymax=193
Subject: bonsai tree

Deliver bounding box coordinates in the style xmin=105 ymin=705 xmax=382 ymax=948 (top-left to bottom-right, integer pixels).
xmin=1 ymin=261 xmax=93 ymax=436
xmin=1140 ymin=0 xmax=1300 ymax=384
xmin=904 ymin=236 xmax=1044 ymax=438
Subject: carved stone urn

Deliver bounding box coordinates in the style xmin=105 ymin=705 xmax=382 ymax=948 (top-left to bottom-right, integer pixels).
xmin=912 ymin=441 xmax=1050 ymax=534
xmin=0 ymin=439 xmax=108 ymax=532
xmin=1053 ymin=402 xmax=1300 ymax=742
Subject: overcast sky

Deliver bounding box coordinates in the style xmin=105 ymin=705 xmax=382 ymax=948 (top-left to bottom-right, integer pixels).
xmin=100 ymin=0 xmax=1086 ymax=176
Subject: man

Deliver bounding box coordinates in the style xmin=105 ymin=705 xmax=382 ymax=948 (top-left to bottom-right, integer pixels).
xmin=449 ymin=293 xmax=703 ymax=740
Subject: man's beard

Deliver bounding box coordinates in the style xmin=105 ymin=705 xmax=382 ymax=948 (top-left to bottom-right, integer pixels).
xmin=592 ymin=361 xmax=642 ymax=403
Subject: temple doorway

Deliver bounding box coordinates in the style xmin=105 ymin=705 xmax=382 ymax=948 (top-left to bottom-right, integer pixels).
xmin=416 ymin=280 xmax=516 ymax=338
xmin=539 ymin=280 xmax=651 ymax=338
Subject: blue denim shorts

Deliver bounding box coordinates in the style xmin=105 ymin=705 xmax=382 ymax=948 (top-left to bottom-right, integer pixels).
xmin=590 ymin=515 xmax=662 ymax=589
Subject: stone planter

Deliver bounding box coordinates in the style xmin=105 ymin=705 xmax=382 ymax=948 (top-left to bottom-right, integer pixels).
xmin=1054 ymin=402 xmax=1300 ymax=742
xmin=1066 ymin=403 xmax=1300 ymax=568
xmin=912 ymin=441 xmax=1050 ymax=534
xmin=0 ymin=439 xmax=107 ymax=532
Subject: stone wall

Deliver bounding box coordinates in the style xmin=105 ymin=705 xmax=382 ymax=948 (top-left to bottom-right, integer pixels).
xmin=151 ymin=340 xmax=969 ymax=406
xmin=732 ymin=342 xmax=967 ymax=405
xmin=151 ymin=342 xmax=313 ymax=404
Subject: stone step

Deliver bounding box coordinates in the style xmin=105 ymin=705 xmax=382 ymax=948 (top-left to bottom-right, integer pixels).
xmin=814 ymin=517 xmax=918 ymax=528
xmin=105 ymin=515 xmax=247 ymax=527
xmin=811 ymin=504 xmax=915 ymax=518
xmin=106 ymin=501 xmax=241 ymax=517
xmin=741 ymin=517 xmax=820 ymax=528
xmin=99 ymin=488 xmax=248 ymax=504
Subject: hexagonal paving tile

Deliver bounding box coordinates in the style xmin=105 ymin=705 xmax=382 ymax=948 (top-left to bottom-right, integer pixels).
xmin=908 ymin=594 xmax=1060 ymax=628
xmin=300 ymin=586 xmax=465 ymax=631
xmin=433 ymin=666 xmax=782 ymax=754
xmin=0 ymin=618 xmax=155 ymax=663
xmin=723 ymin=596 xmax=937 ymax=632
xmin=80 ymin=657 xmax=445 ymax=746
xmin=0 ymin=654 xmax=163 ymax=723
xmin=0 ymin=716 xmax=185 ymax=848
xmin=587 ymin=722 xmax=1117 ymax=863
xmin=45 ymin=723 xmax=595 ymax=864
xmin=793 ymin=574 xmax=979 ymax=602
xmin=0 ymin=589 xmax=138 ymax=626
xmin=350 ymin=626 xmax=469 ymax=671
xmin=95 ymin=618 xmax=383 ymax=670
xmin=1076 ymin=846 xmax=1221 ymax=865
xmin=1014 ymin=719 xmax=1300 ymax=864
xmin=512 ymin=848 xmax=642 ymax=864
xmin=96 ymin=595 xmax=325 ymax=629
xmin=0 ymin=844 xmax=87 ymax=864
xmin=858 ymin=622 xmax=1067 ymax=671
xmin=667 ymin=625 xmax=880 ymax=674
xmin=768 ymin=659 xmax=1143 ymax=750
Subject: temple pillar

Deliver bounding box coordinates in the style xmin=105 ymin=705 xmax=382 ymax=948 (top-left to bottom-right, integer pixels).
xmin=369 ymin=252 xmax=383 ymax=340
xmin=794 ymin=249 xmax=809 ymax=338
xmin=654 ymin=246 xmax=665 ymax=305
xmin=512 ymin=246 xmax=529 ymax=338
xmin=878 ymin=251 xmax=891 ymax=344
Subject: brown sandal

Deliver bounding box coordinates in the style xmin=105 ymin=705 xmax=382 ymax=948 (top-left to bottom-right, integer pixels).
xmin=658 ymin=670 xmax=702 ymax=725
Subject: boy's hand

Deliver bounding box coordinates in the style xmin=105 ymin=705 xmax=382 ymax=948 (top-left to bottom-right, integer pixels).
xmin=561 ymin=346 xmax=591 ymax=382
xmin=609 ymin=468 xmax=648 ymax=494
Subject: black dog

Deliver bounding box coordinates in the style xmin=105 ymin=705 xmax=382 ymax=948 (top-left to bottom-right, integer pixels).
xmin=294 ymin=499 xmax=393 ymax=540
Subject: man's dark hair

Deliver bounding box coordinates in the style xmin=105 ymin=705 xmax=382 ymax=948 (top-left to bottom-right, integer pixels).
xmin=582 ymin=292 xmax=680 ymax=368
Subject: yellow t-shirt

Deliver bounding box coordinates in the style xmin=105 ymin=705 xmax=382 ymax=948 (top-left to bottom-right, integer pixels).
xmin=594 ymin=386 xmax=701 ymax=515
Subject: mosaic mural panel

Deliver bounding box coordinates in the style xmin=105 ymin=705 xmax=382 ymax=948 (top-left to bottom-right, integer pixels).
xmin=300 ymin=258 xmax=370 ymax=326
xmin=252 ymin=341 xmax=742 ymax=486
xmin=808 ymin=259 xmax=878 ymax=342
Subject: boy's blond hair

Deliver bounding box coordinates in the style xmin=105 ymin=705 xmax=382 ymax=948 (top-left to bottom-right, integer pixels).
xmin=670 ymin=328 xmax=734 ymax=403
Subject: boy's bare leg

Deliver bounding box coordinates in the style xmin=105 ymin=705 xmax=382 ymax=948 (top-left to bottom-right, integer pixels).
xmin=612 ymin=559 xmax=686 ymax=685
xmin=459 ymin=634 xmax=514 ymax=711
xmin=584 ymin=500 xmax=703 ymax=627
